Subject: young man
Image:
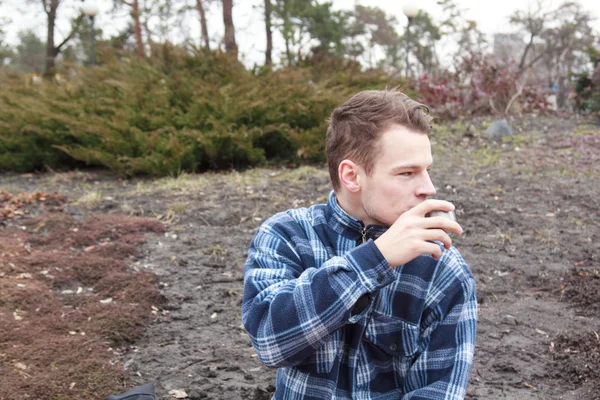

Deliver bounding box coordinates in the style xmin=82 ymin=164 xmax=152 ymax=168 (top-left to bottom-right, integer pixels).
xmin=242 ymin=90 xmax=477 ymax=399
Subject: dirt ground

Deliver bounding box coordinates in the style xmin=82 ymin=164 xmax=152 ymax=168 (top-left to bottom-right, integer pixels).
xmin=1 ymin=115 xmax=599 ymax=400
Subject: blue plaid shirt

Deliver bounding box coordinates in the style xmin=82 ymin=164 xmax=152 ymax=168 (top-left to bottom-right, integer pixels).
xmin=242 ymin=191 xmax=477 ymax=399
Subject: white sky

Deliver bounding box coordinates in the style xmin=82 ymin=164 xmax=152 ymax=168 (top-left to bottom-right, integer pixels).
xmin=1 ymin=0 xmax=599 ymax=66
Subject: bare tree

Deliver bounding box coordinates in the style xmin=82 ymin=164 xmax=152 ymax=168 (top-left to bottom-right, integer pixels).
xmin=0 ymin=16 xmax=13 ymax=65
xmin=264 ymin=0 xmax=272 ymax=65
xmin=352 ymin=5 xmax=398 ymax=70
xmin=196 ymin=0 xmax=210 ymax=49
xmin=510 ymin=0 xmax=579 ymax=70
xmin=542 ymin=4 xmax=594 ymax=107
xmin=39 ymin=0 xmax=84 ymax=75
xmin=511 ymin=1 xmax=595 ymax=107
xmin=437 ymin=0 xmax=487 ymax=60
xmin=274 ymin=0 xmax=294 ymax=66
xmin=119 ymin=0 xmax=145 ymax=57
xmin=222 ymin=0 xmax=237 ymax=56
xmin=591 ymin=63 xmax=600 ymax=86
xmin=140 ymin=0 xmax=177 ymax=45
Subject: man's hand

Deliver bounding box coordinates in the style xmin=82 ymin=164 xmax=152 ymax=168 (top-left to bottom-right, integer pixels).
xmin=374 ymin=200 xmax=463 ymax=267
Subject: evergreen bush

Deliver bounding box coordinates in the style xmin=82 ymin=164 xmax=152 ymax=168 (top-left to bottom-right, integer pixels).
xmin=0 ymin=47 xmax=410 ymax=176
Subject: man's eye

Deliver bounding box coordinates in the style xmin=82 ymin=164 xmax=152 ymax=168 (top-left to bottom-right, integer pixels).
xmin=399 ymin=172 xmax=413 ymax=176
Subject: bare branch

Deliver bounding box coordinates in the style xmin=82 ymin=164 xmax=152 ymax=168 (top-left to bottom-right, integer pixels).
xmin=518 ymin=32 xmax=535 ymax=69
xmin=505 ymin=82 xmax=525 ymax=114
xmin=523 ymin=50 xmax=547 ymax=70
xmin=41 ymin=0 xmax=50 ymax=15
xmin=55 ymin=14 xmax=84 ymax=53
xmin=489 ymin=98 xmax=500 ymax=115
xmin=141 ymin=16 xmax=154 ymax=46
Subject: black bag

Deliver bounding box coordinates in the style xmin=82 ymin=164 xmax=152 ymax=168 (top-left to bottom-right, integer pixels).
xmin=104 ymin=383 xmax=155 ymax=400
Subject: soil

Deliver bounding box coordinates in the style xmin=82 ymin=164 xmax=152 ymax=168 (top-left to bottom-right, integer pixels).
xmin=1 ymin=115 xmax=599 ymax=400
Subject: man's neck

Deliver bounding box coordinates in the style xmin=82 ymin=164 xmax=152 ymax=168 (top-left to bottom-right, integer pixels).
xmin=335 ymin=190 xmax=373 ymax=225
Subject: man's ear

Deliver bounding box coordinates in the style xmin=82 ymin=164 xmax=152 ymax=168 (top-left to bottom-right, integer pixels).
xmin=338 ymin=159 xmax=361 ymax=193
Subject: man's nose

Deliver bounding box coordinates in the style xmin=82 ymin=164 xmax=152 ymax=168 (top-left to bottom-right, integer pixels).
xmin=418 ymin=171 xmax=436 ymax=197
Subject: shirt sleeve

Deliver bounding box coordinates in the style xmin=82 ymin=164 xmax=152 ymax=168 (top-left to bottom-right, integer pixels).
xmin=401 ymin=274 xmax=478 ymax=400
xmin=241 ymin=222 xmax=394 ymax=369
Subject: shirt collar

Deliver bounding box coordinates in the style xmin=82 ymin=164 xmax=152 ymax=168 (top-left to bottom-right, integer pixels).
xmin=326 ymin=191 xmax=388 ymax=241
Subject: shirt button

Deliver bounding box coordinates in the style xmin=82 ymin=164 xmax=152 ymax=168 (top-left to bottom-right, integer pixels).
xmin=377 ymin=275 xmax=384 ymax=284
xmin=389 ymin=343 xmax=398 ymax=352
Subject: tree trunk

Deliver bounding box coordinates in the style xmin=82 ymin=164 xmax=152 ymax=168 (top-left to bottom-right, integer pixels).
xmin=44 ymin=0 xmax=59 ymax=75
xmin=284 ymin=35 xmax=292 ymax=66
xmin=519 ymin=33 xmax=535 ymax=69
xmin=591 ymin=63 xmax=600 ymax=86
xmin=264 ymin=0 xmax=272 ymax=65
xmin=222 ymin=0 xmax=237 ymax=56
xmin=131 ymin=0 xmax=145 ymax=57
xmin=196 ymin=0 xmax=210 ymax=50
xmin=44 ymin=0 xmax=84 ymax=75
xmin=554 ymin=45 xmax=571 ymax=109
xmin=141 ymin=16 xmax=154 ymax=48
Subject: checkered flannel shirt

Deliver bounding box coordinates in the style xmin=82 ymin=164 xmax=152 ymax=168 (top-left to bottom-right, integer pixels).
xmin=242 ymin=191 xmax=477 ymax=400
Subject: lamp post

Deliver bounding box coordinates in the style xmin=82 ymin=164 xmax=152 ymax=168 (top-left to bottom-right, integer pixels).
xmin=402 ymin=2 xmax=419 ymax=78
xmin=82 ymin=2 xmax=99 ymax=65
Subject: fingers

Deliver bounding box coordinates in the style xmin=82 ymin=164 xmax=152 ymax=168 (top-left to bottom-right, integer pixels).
xmin=422 ymin=229 xmax=452 ymax=250
xmin=424 ymin=241 xmax=443 ymax=259
xmin=380 ymin=201 xmax=462 ymax=266
xmin=406 ymin=199 xmax=455 ymax=217
xmin=419 ymin=216 xmax=463 ymax=235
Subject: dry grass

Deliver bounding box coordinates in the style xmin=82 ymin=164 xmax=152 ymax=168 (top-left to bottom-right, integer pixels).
xmin=130 ymin=167 xmax=329 ymax=199
xmin=272 ymin=166 xmax=329 ymax=182
xmin=74 ymin=191 xmax=103 ymax=208
xmin=134 ymin=172 xmax=211 ymax=194
xmin=0 ymin=204 xmax=165 ymax=399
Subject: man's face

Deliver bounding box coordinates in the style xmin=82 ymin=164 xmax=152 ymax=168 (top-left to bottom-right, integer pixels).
xmin=358 ymin=124 xmax=436 ymax=227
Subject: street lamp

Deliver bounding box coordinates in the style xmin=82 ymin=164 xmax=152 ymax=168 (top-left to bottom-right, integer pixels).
xmin=82 ymin=2 xmax=99 ymax=65
xmin=402 ymin=2 xmax=419 ymax=78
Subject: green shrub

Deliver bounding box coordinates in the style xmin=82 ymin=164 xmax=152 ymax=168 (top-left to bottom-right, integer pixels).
xmin=572 ymin=47 xmax=600 ymax=113
xmin=0 ymin=46 xmax=410 ymax=176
